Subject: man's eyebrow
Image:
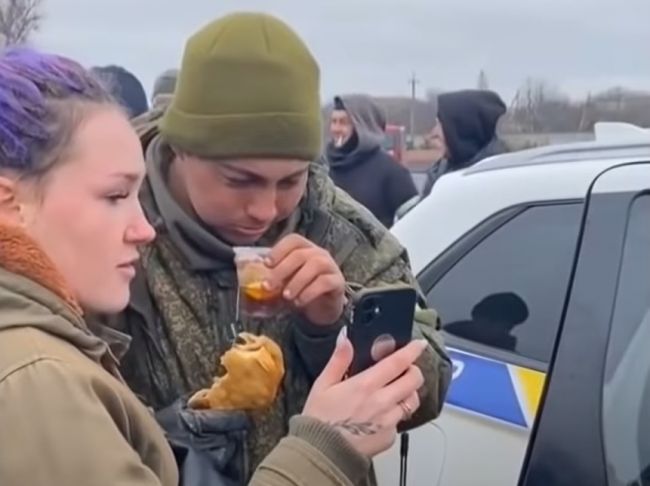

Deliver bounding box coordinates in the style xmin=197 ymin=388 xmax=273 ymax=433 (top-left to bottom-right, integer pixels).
xmin=280 ymin=166 xmax=310 ymax=180
xmin=220 ymin=163 xmax=309 ymax=180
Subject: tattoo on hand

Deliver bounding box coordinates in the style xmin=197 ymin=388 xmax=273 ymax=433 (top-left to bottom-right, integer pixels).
xmin=330 ymin=419 xmax=380 ymax=436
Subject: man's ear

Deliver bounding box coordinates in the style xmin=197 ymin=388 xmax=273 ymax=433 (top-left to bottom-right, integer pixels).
xmin=0 ymin=176 xmax=23 ymax=225
xmin=171 ymin=147 xmax=186 ymax=162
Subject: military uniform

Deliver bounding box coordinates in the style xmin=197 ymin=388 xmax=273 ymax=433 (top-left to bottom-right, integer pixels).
xmin=110 ymin=12 xmax=451 ymax=485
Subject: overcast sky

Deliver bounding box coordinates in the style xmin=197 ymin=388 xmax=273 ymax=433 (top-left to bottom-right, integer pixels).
xmin=35 ymin=0 xmax=650 ymax=105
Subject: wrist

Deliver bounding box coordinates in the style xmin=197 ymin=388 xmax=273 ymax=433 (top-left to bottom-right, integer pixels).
xmin=303 ymin=296 xmax=351 ymax=328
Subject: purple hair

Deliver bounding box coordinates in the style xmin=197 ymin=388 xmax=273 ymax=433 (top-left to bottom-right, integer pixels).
xmin=0 ymin=47 xmax=114 ymax=175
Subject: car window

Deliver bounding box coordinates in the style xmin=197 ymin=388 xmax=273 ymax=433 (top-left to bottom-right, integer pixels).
xmin=426 ymin=203 xmax=582 ymax=365
xmin=602 ymin=195 xmax=650 ymax=486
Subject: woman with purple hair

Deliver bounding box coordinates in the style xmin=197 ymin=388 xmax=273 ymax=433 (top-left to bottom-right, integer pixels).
xmin=0 ymin=47 xmax=427 ymax=486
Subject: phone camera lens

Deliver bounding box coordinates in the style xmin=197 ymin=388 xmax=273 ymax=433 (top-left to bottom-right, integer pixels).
xmin=361 ymin=298 xmax=376 ymax=312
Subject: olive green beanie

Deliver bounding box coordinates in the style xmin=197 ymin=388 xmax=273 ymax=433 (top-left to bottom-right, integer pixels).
xmin=160 ymin=12 xmax=322 ymax=161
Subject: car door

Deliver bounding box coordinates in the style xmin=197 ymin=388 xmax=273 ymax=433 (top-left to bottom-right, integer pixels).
xmin=376 ymin=201 xmax=586 ymax=486
xmin=520 ymin=161 xmax=650 ymax=486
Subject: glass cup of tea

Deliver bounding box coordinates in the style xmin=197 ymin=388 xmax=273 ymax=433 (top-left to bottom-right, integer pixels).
xmin=233 ymin=247 xmax=283 ymax=318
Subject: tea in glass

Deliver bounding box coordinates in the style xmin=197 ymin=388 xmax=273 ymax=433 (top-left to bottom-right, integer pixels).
xmin=234 ymin=247 xmax=283 ymax=318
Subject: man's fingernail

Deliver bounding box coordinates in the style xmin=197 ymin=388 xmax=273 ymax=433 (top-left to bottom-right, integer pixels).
xmin=264 ymin=257 xmax=273 ymax=266
xmin=337 ymin=326 xmax=348 ymax=346
xmin=416 ymin=339 xmax=428 ymax=349
xmin=283 ymin=289 xmax=292 ymax=299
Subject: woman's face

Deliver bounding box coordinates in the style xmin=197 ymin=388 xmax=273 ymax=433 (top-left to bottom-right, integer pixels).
xmin=427 ymin=118 xmax=448 ymax=162
xmin=15 ymin=106 xmax=155 ymax=313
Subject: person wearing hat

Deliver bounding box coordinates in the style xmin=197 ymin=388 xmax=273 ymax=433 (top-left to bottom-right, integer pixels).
xmin=151 ymin=68 xmax=178 ymax=110
xmin=421 ymin=89 xmax=508 ymax=198
xmin=112 ymin=12 xmax=451 ymax=485
xmin=324 ymin=94 xmax=418 ymax=228
xmin=91 ymin=64 xmax=149 ymax=118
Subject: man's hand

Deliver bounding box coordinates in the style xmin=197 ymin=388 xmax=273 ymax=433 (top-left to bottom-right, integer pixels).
xmin=266 ymin=234 xmax=347 ymax=326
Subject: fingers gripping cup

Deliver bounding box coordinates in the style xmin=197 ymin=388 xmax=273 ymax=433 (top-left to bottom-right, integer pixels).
xmin=234 ymin=247 xmax=283 ymax=318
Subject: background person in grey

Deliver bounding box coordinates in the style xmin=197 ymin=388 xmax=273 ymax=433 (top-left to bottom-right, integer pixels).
xmin=151 ymin=68 xmax=179 ymax=110
xmin=323 ymin=95 xmax=418 ymax=228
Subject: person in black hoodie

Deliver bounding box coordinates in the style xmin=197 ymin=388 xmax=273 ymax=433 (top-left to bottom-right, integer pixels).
xmin=324 ymin=95 xmax=418 ymax=228
xmin=421 ymin=90 xmax=508 ymax=198
xmin=90 ymin=65 xmax=149 ymax=118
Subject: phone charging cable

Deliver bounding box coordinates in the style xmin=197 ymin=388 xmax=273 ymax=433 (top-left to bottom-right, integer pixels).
xmin=399 ymin=432 xmax=409 ymax=486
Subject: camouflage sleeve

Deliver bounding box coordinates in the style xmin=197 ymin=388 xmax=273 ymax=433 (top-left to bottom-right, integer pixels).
xmin=361 ymin=251 xmax=452 ymax=430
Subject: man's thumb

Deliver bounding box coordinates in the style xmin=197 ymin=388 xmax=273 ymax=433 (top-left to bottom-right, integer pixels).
xmin=314 ymin=326 xmax=353 ymax=389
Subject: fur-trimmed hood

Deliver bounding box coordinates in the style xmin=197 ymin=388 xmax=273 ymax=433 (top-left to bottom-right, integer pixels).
xmin=0 ymin=222 xmax=113 ymax=366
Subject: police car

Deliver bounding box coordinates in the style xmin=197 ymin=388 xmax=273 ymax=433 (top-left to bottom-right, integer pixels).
xmin=375 ymin=124 xmax=650 ymax=485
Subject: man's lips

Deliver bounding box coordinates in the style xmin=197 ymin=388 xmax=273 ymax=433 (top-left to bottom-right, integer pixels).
xmin=234 ymin=226 xmax=269 ymax=237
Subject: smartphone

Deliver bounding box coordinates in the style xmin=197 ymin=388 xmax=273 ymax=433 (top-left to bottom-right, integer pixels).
xmin=348 ymin=286 xmax=417 ymax=375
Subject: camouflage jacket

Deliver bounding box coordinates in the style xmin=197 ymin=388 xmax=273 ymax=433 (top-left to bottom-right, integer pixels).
xmin=110 ymin=114 xmax=452 ymax=483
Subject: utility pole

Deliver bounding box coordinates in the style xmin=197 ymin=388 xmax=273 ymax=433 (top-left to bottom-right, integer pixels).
xmin=477 ymin=69 xmax=489 ymax=90
xmin=408 ymin=72 xmax=419 ymax=148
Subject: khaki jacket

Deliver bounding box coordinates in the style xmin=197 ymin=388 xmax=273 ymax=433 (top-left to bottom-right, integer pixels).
xmin=0 ymin=223 xmax=369 ymax=486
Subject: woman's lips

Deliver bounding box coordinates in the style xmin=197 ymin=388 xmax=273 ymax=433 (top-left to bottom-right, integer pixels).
xmin=117 ymin=260 xmax=138 ymax=279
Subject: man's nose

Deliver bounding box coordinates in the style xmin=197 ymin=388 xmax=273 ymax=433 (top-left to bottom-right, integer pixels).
xmin=246 ymin=189 xmax=278 ymax=224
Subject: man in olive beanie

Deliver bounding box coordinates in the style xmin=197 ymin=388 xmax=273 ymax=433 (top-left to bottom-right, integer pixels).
xmin=114 ymin=12 xmax=451 ymax=486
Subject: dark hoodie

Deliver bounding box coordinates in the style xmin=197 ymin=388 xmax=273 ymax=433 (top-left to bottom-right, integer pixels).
xmin=91 ymin=65 xmax=149 ymax=118
xmin=324 ymin=95 xmax=418 ymax=228
xmin=422 ymin=90 xmax=507 ymax=197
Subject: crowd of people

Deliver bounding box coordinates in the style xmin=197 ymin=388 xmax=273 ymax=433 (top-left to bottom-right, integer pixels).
xmin=0 ymin=12 xmax=453 ymax=486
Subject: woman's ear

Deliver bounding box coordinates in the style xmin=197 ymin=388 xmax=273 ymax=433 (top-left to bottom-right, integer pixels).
xmin=0 ymin=176 xmax=24 ymax=225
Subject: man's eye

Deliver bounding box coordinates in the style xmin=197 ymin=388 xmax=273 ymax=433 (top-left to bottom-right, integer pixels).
xmin=279 ymin=179 xmax=300 ymax=189
xmin=227 ymin=179 xmax=251 ymax=188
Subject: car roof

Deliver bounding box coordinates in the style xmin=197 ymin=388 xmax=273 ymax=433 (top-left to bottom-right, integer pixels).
xmin=393 ymin=137 xmax=650 ymax=274
xmin=466 ymin=140 xmax=650 ymax=175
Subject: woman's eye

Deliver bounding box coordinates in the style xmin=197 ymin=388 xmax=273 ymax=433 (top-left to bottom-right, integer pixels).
xmin=106 ymin=192 xmax=129 ymax=203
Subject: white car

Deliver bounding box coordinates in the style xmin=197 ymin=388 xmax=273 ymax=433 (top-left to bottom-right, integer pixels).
xmin=375 ymin=126 xmax=650 ymax=486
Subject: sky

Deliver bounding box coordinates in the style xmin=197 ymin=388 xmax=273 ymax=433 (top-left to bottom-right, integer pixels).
xmin=34 ymin=0 xmax=650 ymax=105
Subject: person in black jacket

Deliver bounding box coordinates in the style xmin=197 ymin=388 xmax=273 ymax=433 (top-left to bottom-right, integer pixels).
xmin=323 ymin=95 xmax=418 ymax=228
xmin=421 ymin=90 xmax=508 ymax=198
xmin=90 ymin=65 xmax=149 ymax=118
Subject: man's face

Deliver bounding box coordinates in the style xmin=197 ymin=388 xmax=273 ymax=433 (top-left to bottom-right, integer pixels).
xmin=329 ymin=109 xmax=354 ymax=147
xmin=173 ymin=155 xmax=310 ymax=245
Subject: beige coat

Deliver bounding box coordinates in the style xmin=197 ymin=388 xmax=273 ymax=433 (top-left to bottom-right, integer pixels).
xmin=0 ymin=223 xmax=369 ymax=486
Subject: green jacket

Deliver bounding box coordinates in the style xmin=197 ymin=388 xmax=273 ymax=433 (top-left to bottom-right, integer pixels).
xmin=110 ymin=115 xmax=452 ymax=481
